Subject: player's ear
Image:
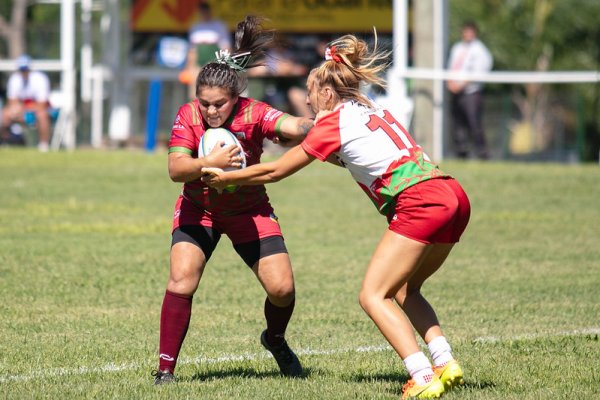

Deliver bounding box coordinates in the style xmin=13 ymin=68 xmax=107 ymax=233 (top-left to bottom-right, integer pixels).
xmin=323 ymin=86 xmax=336 ymax=110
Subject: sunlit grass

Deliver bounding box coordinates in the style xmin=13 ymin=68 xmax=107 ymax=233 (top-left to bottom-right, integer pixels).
xmin=1 ymin=148 xmax=599 ymax=399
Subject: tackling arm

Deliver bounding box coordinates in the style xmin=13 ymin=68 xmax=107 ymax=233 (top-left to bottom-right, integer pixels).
xmin=275 ymin=116 xmax=314 ymax=147
xmin=202 ymin=145 xmax=315 ymax=191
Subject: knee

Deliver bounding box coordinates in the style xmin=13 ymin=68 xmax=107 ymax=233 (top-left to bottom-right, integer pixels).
xmin=267 ymin=281 xmax=295 ymax=305
xmin=167 ymin=269 xmax=201 ymax=296
xmin=358 ymin=287 xmax=380 ymax=316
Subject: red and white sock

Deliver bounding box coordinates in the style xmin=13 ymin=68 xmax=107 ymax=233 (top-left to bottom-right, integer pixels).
xmin=427 ymin=336 xmax=454 ymax=367
xmin=403 ymin=351 xmax=434 ymax=385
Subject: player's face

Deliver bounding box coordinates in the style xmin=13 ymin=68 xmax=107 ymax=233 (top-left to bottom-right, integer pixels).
xmin=197 ymin=86 xmax=238 ymax=128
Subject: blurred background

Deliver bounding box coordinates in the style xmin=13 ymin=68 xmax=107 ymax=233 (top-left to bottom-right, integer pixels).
xmin=0 ymin=0 xmax=598 ymax=162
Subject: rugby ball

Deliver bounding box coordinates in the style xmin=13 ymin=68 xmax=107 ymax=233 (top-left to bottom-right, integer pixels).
xmin=199 ymin=128 xmax=246 ymax=170
xmin=199 ymin=128 xmax=246 ymax=193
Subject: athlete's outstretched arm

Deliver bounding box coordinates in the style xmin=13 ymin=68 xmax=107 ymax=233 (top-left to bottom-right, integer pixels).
xmin=202 ymin=145 xmax=314 ymax=191
xmin=275 ymin=116 xmax=314 ymax=147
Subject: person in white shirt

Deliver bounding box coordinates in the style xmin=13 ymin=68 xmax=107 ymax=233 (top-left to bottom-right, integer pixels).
xmin=447 ymin=21 xmax=493 ymax=159
xmin=1 ymin=55 xmax=51 ymax=151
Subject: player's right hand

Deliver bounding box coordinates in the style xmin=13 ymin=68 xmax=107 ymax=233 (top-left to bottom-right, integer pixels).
xmin=205 ymin=141 xmax=242 ymax=169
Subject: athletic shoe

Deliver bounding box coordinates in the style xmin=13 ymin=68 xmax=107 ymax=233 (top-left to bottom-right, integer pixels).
xmin=401 ymin=376 xmax=445 ymax=399
xmin=433 ymin=360 xmax=464 ymax=390
xmin=260 ymin=330 xmax=303 ymax=377
xmin=151 ymin=369 xmax=175 ymax=385
xmin=37 ymin=142 xmax=49 ymax=153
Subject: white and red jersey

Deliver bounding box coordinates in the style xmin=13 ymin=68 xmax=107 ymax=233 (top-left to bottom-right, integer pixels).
xmin=169 ymin=97 xmax=291 ymax=215
xmin=7 ymin=70 xmax=50 ymax=104
xmin=301 ymin=101 xmax=448 ymax=215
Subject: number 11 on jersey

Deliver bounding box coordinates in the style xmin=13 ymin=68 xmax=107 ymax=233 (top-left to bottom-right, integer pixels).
xmin=366 ymin=110 xmax=415 ymax=151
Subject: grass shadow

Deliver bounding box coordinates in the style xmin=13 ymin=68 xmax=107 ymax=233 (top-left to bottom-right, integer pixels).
xmin=347 ymin=372 xmax=409 ymax=397
xmin=461 ymin=380 xmax=496 ymax=390
xmin=349 ymin=371 xmax=410 ymax=383
xmin=188 ymin=366 xmax=313 ymax=382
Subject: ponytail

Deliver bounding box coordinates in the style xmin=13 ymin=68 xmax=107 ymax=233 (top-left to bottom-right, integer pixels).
xmin=196 ymin=15 xmax=274 ymax=97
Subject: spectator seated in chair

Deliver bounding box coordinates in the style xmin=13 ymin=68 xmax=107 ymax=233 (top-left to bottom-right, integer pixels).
xmin=0 ymin=55 xmax=53 ymax=152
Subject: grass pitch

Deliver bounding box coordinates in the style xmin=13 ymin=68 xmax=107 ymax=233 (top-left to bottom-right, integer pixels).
xmin=0 ymin=148 xmax=599 ymax=399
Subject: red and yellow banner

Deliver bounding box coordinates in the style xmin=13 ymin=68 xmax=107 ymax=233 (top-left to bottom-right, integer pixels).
xmin=132 ymin=0 xmax=393 ymax=33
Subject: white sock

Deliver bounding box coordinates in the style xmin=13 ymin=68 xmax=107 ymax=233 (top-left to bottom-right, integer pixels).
xmin=403 ymin=351 xmax=434 ymax=385
xmin=428 ymin=336 xmax=454 ymax=367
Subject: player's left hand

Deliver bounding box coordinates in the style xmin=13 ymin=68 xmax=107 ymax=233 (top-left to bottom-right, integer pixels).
xmin=201 ymin=167 xmax=227 ymax=193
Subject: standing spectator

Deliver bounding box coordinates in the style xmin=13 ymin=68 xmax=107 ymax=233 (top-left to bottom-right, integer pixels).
xmin=1 ymin=55 xmax=51 ymax=152
xmin=446 ymin=21 xmax=493 ymax=160
xmin=179 ymin=1 xmax=232 ymax=100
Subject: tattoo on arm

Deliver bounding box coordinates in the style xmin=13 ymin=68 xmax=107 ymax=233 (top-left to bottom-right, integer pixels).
xmin=299 ymin=119 xmax=314 ymax=136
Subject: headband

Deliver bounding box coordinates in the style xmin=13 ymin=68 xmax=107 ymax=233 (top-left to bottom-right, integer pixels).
xmin=324 ymin=45 xmax=344 ymax=64
xmin=214 ymin=49 xmax=251 ymax=71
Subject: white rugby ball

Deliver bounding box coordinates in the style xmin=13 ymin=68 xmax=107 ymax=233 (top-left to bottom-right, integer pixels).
xmin=199 ymin=127 xmax=247 ymax=171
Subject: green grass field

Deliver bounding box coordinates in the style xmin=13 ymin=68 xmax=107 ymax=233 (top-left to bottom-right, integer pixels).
xmin=1 ymin=148 xmax=599 ymax=399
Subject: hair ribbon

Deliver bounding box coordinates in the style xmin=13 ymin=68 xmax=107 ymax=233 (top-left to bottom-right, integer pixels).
xmin=324 ymin=46 xmax=343 ymax=63
xmin=214 ymin=49 xmax=251 ymax=71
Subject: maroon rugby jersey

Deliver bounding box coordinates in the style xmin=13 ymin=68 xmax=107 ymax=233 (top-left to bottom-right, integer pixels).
xmin=169 ymin=97 xmax=291 ymax=215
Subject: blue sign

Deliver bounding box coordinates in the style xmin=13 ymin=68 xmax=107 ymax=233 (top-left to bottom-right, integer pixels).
xmin=157 ymin=36 xmax=188 ymax=69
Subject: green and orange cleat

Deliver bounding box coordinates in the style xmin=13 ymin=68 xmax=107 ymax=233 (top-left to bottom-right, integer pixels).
xmin=401 ymin=375 xmax=445 ymax=399
xmin=433 ymin=359 xmax=464 ymax=390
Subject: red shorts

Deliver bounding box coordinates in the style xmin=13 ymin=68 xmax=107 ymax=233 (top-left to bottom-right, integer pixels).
xmin=172 ymin=195 xmax=283 ymax=244
xmin=387 ymin=178 xmax=471 ymax=244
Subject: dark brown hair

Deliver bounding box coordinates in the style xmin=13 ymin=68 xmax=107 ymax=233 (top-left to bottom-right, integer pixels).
xmin=195 ymin=15 xmax=273 ymax=97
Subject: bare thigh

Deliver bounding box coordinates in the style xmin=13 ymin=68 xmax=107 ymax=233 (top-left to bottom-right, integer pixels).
xmin=402 ymin=243 xmax=454 ymax=296
xmin=167 ymin=241 xmax=209 ymax=295
xmin=361 ymin=230 xmax=432 ymax=300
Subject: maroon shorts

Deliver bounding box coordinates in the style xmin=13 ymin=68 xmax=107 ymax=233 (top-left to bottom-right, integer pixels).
xmin=387 ymin=178 xmax=471 ymax=244
xmin=172 ymin=195 xmax=283 ymax=244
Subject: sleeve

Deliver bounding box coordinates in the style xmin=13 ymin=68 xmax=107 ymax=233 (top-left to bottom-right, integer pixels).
xmin=6 ymin=74 xmax=20 ymax=100
xmin=446 ymin=43 xmax=458 ymax=68
xmin=34 ymin=73 xmax=50 ymax=103
xmin=300 ymin=111 xmax=341 ymax=162
xmin=168 ymin=103 xmax=198 ymax=155
xmin=473 ymin=42 xmax=493 ymax=72
xmin=255 ymin=101 xmax=291 ymax=141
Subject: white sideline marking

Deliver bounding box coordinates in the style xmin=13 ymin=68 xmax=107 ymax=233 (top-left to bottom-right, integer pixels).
xmin=471 ymin=328 xmax=600 ymax=343
xmin=1 ymin=328 xmax=598 ymax=384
